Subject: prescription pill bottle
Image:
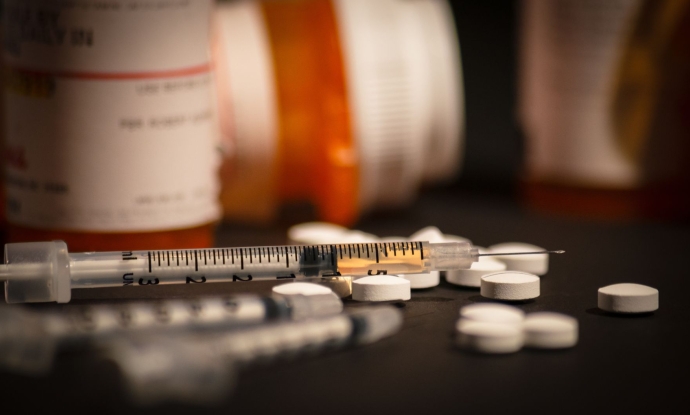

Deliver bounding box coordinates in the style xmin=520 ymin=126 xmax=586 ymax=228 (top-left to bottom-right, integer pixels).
xmin=215 ymin=0 xmax=464 ymax=226
xmin=2 ymin=0 xmax=221 ymax=251
xmin=518 ymin=0 xmax=690 ymax=220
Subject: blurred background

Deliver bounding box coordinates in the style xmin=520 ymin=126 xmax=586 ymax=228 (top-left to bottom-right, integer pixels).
xmin=1 ymin=0 xmax=689 ymax=250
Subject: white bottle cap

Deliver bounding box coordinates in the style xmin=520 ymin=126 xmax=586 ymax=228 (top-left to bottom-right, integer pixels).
xmin=334 ymin=0 xmax=432 ymax=213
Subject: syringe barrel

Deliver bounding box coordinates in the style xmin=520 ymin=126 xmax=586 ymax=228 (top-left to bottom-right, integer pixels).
xmin=428 ymin=242 xmax=477 ymax=271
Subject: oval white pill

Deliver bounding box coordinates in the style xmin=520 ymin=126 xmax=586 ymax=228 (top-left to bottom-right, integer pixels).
xmin=352 ymin=275 xmax=411 ymax=302
xmin=598 ymin=283 xmax=659 ymax=313
xmin=487 ymin=242 xmax=549 ymax=275
xmin=443 ymin=234 xmax=471 ymax=243
xmin=455 ymin=320 xmax=524 ymax=354
xmin=409 ymin=226 xmax=445 ymax=242
xmin=446 ymin=257 xmax=506 ymax=287
xmin=480 ymin=272 xmax=540 ymax=301
xmin=287 ymin=222 xmax=349 ymax=244
xmin=340 ymin=230 xmax=379 ymax=243
xmin=403 ymin=271 xmax=441 ymax=289
xmin=314 ymin=277 xmax=352 ymax=298
xmin=459 ymin=303 xmax=524 ymax=325
xmin=272 ymin=282 xmax=334 ymax=297
xmin=523 ymin=312 xmax=578 ymax=349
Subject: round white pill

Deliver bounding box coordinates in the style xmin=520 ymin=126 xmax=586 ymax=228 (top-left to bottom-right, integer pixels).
xmin=287 ymin=222 xmax=349 ymax=244
xmin=446 ymin=257 xmax=506 ymax=287
xmin=409 ymin=226 xmax=445 ymax=242
xmin=487 ymin=242 xmax=549 ymax=275
xmin=459 ymin=303 xmax=524 ymax=325
xmin=352 ymin=275 xmax=411 ymax=302
xmin=523 ymin=312 xmax=578 ymax=349
xmin=480 ymin=272 xmax=540 ymax=301
xmin=272 ymin=282 xmax=334 ymax=297
xmin=314 ymin=277 xmax=352 ymax=298
xmin=403 ymin=271 xmax=441 ymax=289
xmin=598 ymin=283 xmax=659 ymax=313
xmin=455 ymin=320 xmax=524 ymax=354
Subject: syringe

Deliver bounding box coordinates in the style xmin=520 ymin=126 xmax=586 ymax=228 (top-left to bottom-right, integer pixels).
xmin=0 ymin=293 xmax=343 ymax=375
xmin=0 ymin=240 xmax=563 ymax=303
xmin=106 ymin=306 xmax=403 ymax=406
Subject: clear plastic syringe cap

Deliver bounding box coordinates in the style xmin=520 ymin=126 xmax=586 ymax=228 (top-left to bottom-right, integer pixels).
xmin=4 ymin=241 xmax=71 ymax=303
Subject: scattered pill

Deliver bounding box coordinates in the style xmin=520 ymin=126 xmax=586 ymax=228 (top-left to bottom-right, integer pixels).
xmin=273 ymin=282 xmax=334 ymax=297
xmin=409 ymin=226 xmax=445 ymax=242
xmin=314 ymin=277 xmax=352 ymax=298
xmin=487 ymin=242 xmax=549 ymax=275
xmin=287 ymin=222 xmax=349 ymax=244
xmin=480 ymin=271 xmax=540 ymax=301
xmin=340 ymin=230 xmax=379 ymax=243
xmin=404 ymin=271 xmax=441 ymax=289
xmin=446 ymin=257 xmax=506 ymax=287
xmin=598 ymin=283 xmax=659 ymax=313
xmin=523 ymin=312 xmax=578 ymax=349
xmin=352 ymin=275 xmax=411 ymax=302
xmin=455 ymin=320 xmax=524 ymax=354
xmin=404 ymin=227 xmax=445 ymax=288
xmin=443 ymin=234 xmax=471 ymax=244
xmin=459 ymin=303 xmax=524 ymax=325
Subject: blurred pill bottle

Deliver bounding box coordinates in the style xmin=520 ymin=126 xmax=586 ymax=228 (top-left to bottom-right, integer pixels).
xmin=2 ymin=0 xmax=221 ymax=251
xmin=519 ymin=0 xmax=690 ymax=220
xmin=214 ymin=0 xmax=464 ymax=226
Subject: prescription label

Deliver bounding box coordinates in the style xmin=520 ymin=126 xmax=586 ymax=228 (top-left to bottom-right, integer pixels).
xmin=2 ymin=0 xmax=220 ymax=232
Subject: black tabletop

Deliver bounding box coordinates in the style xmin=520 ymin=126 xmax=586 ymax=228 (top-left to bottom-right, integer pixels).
xmin=1 ymin=189 xmax=687 ymax=414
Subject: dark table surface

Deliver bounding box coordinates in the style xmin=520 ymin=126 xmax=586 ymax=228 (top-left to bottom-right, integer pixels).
xmin=1 ymin=188 xmax=688 ymax=414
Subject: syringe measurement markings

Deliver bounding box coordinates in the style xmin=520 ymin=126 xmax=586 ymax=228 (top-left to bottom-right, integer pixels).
xmin=240 ymin=249 xmax=244 ymax=270
xmin=383 ymin=243 xmax=388 ymax=257
xmin=419 ymin=242 xmax=424 ymax=260
xmin=330 ymin=245 xmax=335 ymax=267
xmin=375 ymin=244 xmax=379 ymax=263
xmin=148 ymin=251 xmax=152 ymax=273
xmin=194 ymin=250 xmax=198 ymax=272
xmin=411 ymin=243 xmax=415 ymax=255
xmin=157 ymin=252 xmax=161 ymax=266
xmin=402 ymin=243 xmax=406 ymax=255
xmin=167 ymin=251 xmax=170 ymax=266
xmin=348 ymin=244 xmax=352 ymax=259
xmin=285 ymin=247 xmax=289 ymax=268
xmin=203 ymin=250 xmax=207 ymax=266
xmin=393 ymin=243 xmax=397 ymax=256
xmin=213 ymin=249 xmax=217 ymax=265
xmin=339 ymin=245 xmax=343 ymax=260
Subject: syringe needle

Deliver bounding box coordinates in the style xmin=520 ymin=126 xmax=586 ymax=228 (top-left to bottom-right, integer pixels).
xmin=477 ymin=250 xmax=565 ymax=257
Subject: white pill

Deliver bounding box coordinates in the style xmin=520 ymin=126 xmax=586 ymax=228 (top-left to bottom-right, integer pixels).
xmin=446 ymin=257 xmax=506 ymax=287
xmin=272 ymin=282 xmax=334 ymax=297
xmin=340 ymin=230 xmax=379 ymax=243
xmin=480 ymin=272 xmax=540 ymax=301
xmin=352 ymin=275 xmax=411 ymax=302
xmin=409 ymin=226 xmax=446 ymax=242
xmin=455 ymin=320 xmax=524 ymax=354
xmin=443 ymin=234 xmax=471 ymax=244
xmin=287 ymin=222 xmax=349 ymax=244
xmin=523 ymin=312 xmax=578 ymax=349
xmin=487 ymin=242 xmax=549 ymax=275
xmin=459 ymin=303 xmax=524 ymax=325
xmin=379 ymin=236 xmax=408 ymax=242
xmin=598 ymin=283 xmax=659 ymax=313
xmin=403 ymin=271 xmax=441 ymax=289
xmin=314 ymin=277 xmax=352 ymax=298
